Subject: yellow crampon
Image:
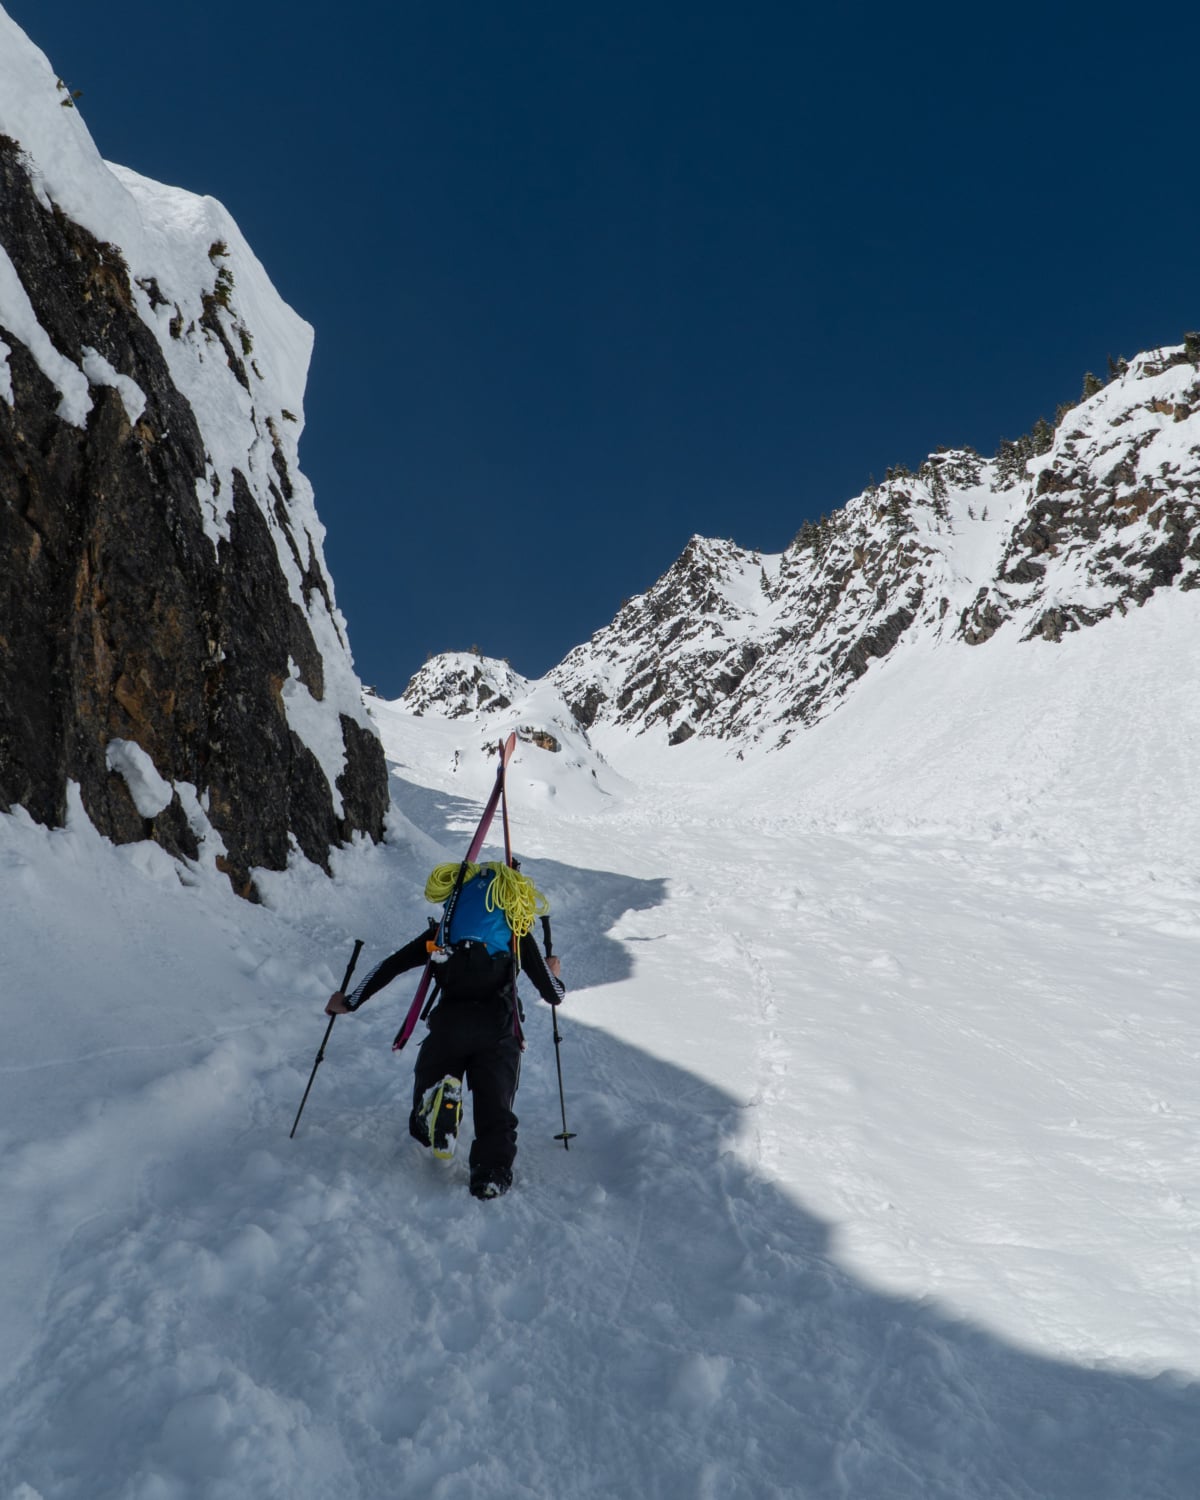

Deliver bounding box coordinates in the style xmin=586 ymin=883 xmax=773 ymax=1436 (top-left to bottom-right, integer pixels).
xmin=423 ymin=860 xmax=549 ymax=941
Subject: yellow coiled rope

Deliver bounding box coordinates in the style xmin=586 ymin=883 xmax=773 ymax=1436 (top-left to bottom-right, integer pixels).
xmin=423 ymin=861 xmax=549 ymax=941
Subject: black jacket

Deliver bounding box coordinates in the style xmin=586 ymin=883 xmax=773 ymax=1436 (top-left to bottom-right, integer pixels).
xmin=346 ymin=927 xmax=564 ymax=1011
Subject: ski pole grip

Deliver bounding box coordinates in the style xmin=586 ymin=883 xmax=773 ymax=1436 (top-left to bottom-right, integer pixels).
xmin=541 ymin=915 xmax=553 ymax=958
xmin=340 ymin=938 xmax=364 ymax=1006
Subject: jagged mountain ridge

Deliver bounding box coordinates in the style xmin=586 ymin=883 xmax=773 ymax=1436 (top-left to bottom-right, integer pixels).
xmin=0 ymin=10 xmax=387 ymax=894
xmin=543 ymin=342 xmax=1200 ymax=747
xmin=396 ymin=650 xmax=610 ymax=775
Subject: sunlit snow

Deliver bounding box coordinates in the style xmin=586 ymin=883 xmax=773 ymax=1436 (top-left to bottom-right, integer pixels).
xmin=3 ymin=593 xmax=1198 ymax=1498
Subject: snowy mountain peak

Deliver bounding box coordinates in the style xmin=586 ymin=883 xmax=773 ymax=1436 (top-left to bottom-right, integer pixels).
xmin=549 ymin=342 xmax=1200 ymax=748
xmin=396 ymin=650 xmax=603 ymax=768
xmin=380 ymin=652 xmax=618 ymax=810
xmin=401 ymin=651 xmax=533 ymax=719
xmin=965 ymin=339 xmax=1200 ymax=645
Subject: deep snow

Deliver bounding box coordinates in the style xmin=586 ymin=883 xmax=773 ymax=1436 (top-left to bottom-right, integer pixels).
xmin=3 ymin=592 xmax=1199 ymax=1499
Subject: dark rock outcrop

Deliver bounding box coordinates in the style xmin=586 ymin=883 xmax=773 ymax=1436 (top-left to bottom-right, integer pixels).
xmin=0 ymin=130 xmax=386 ymax=896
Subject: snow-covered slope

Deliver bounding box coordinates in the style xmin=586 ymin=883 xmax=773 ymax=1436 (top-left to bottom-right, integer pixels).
xmin=3 ymin=584 xmax=1198 ymax=1499
xmin=2 ymin=13 xmax=1198 ymax=1493
xmin=550 ymin=346 xmax=1200 ymax=747
xmin=381 ymin=650 xmax=622 ymax=816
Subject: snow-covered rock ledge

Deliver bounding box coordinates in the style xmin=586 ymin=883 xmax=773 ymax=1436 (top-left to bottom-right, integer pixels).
xmin=0 ymin=7 xmax=387 ymax=896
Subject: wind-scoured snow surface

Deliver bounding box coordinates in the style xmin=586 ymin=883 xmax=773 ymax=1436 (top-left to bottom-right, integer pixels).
xmin=3 ymin=594 xmax=1199 ymax=1499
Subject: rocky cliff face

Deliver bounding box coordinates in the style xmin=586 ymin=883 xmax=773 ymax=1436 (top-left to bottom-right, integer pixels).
xmin=548 ymin=342 xmax=1200 ymax=748
xmin=0 ymin=13 xmax=387 ymax=896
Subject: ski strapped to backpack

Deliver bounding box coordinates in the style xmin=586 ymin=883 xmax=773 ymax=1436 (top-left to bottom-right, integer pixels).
xmin=499 ymin=757 xmax=524 ymax=1045
xmin=391 ymin=734 xmax=517 ymax=1053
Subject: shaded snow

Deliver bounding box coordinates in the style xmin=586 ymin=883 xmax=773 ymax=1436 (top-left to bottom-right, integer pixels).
xmin=80 ymin=345 xmax=147 ymax=426
xmin=0 ymin=241 xmax=92 ymax=425
xmin=3 ymin=589 xmax=1199 ymax=1498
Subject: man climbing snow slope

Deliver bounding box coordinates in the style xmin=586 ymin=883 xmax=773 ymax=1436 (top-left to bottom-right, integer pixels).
xmin=326 ymin=860 xmax=564 ymax=1199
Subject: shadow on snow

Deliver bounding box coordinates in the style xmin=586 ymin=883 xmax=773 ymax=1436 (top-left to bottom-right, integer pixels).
xmin=385 ymin=770 xmax=667 ymax=990
xmin=519 ymin=1018 xmax=1200 ymax=1500
xmin=325 ymin=776 xmax=1200 ymax=1497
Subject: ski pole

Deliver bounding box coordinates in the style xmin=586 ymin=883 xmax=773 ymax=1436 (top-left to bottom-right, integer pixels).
xmin=290 ymin=938 xmax=363 ymax=1139
xmin=550 ymin=1004 xmax=576 ymax=1149
xmin=542 ymin=916 xmax=576 ymax=1149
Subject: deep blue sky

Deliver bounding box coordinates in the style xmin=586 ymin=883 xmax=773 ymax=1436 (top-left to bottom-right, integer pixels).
xmin=9 ymin=2 xmax=1199 ymax=695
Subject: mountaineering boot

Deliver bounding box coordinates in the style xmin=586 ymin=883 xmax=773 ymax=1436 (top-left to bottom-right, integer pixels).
xmin=469 ymin=1167 xmax=512 ymax=1200
xmin=418 ymin=1075 xmax=463 ymax=1160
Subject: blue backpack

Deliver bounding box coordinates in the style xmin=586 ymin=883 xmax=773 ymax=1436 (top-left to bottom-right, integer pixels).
xmin=443 ymin=869 xmax=512 ymax=955
xmin=434 ymin=869 xmax=515 ymax=1002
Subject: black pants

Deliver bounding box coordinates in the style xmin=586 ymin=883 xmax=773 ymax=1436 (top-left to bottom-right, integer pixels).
xmin=412 ymin=996 xmax=522 ymax=1180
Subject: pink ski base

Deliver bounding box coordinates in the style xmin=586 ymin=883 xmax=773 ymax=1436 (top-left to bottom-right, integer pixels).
xmin=392 ymin=734 xmax=517 ymax=1052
